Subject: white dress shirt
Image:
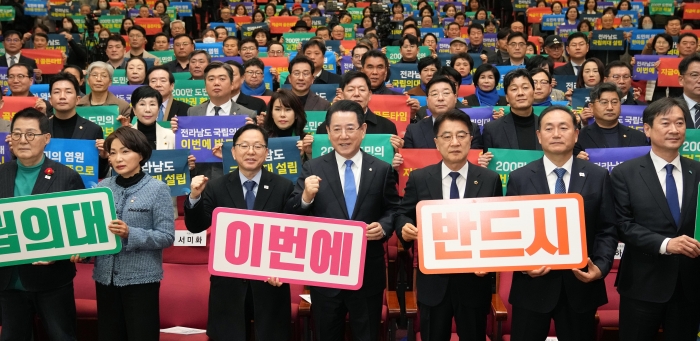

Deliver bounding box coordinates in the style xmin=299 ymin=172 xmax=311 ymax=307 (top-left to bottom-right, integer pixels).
xmin=441 ymin=162 xmax=468 ymax=199
xmin=231 ymin=92 xmax=240 ymax=102
xmin=6 ymin=52 xmax=20 ymax=66
xmin=188 ymin=169 xmax=262 ymax=206
xmin=543 ymin=155 xmax=573 ymax=194
xmin=301 ymin=150 xmax=363 ymax=207
xmin=649 ymin=150 xmax=683 ymax=254
xmin=206 ymin=99 xmax=233 ymax=116
xmin=571 ymin=61 xmax=582 ymax=76
xmin=684 ymin=94 xmax=699 ymax=126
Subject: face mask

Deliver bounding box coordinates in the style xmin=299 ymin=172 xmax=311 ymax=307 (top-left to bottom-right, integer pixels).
xmin=643 ymin=23 xmax=653 ymax=29
xmin=99 ymin=3 xmax=107 ymax=9
xmin=203 ymin=37 xmax=216 ymax=43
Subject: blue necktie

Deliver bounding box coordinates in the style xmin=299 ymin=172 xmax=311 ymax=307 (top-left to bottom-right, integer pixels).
xmin=157 ymin=103 xmax=165 ymax=121
xmin=344 ymin=160 xmax=357 ymax=218
xmin=243 ymin=180 xmax=256 ymax=210
xmin=449 ymin=172 xmax=460 ymax=199
xmin=665 ymin=164 xmax=681 ymax=227
xmin=554 ymin=168 xmax=567 ymax=194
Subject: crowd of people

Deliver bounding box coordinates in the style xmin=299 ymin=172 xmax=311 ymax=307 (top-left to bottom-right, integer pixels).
xmin=1 ymin=0 xmax=700 ymax=340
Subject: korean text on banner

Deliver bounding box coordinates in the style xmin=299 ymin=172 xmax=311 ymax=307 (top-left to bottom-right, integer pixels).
xmin=222 ymin=137 xmax=302 ymax=182
xmin=618 ymin=105 xmax=646 ymax=131
xmin=416 ymin=194 xmax=587 ymax=274
xmin=397 ymin=149 xmax=481 ymax=196
xmin=486 ymin=148 xmax=544 ymax=194
xmin=268 ymin=17 xmax=298 ymax=34
xmin=649 ymin=0 xmax=674 ymax=15
xmin=587 ymin=146 xmax=651 ymax=173
xmin=590 ymin=31 xmax=625 ymax=51
xmin=170 ymin=2 xmax=192 ymax=16
xmin=44 ymin=139 xmax=99 ymax=188
xmin=303 ymin=111 xmax=326 ymax=135
xmin=76 ymin=105 xmax=119 ymax=138
xmin=209 ymin=208 xmax=367 ymax=289
xmin=684 ymin=3 xmax=700 ymax=19
xmin=680 ymin=129 xmax=700 ymax=162
xmin=21 ymin=49 xmax=63 ymax=74
xmin=388 ymin=63 xmax=421 ymax=91
xmin=282 ymin=33 xmax=314 ymax=52
xmin=0 ymin=132 xmax=9 ymax=164
xmin=0 ymin=188 xmax=121 ymax=266
xmin=632 ymin=55 xmax=663 ymax=81
xmin=312 ymin=134 xmax=394 ymax=165
xmin=24 ymin=0 xmax=48 ymax=16
xmin=368 ymin=95 xmax=411 ymax=138
xmin=0 ymin=6 xmax=15 ymax=21
xmin=143 ymin=150 xmax=191 ymax=196
xmin=526 ymin=7 xmax=551 ymax=23
xmin=1 ymin=97 xmax=38 ymax=122
xmin=657 ymin=58 xmax=682 ymax=87
xmin=173 ymin=80 xmax=208 ymax=105
xmin=175 ymin=116 xmax=247 ymax=163
xmin=133 ymin=18 xmax=163 ymax=35
xmin=462 ymin=107 xmax=495 ymax=133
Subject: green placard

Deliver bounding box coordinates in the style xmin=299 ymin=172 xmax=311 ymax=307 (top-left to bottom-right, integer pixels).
xmin=312 ymin=134 xmax=394 ymax=164
xmin=303 ymin=111 xmax=326 ymax=134
xmin=385 ymin=46 xmax=431 ymax=64
xmin=280 ymin=71 xmax=289 ymax=85
xmin=0 ymin=6 xmax=15 ymax=21
xmin=491 ymin=106 xmax=548 ymax=116
xmin=347 ymin=7 xmax=363 ymax=24
xmin=173 ymin=72 xmax=192 ymax=80
xmin=681 ymin=129 xmax=700 ymax=162
xmin=0 ymin=188 xmax=121 ymax=267
xmin=99 ymin=15 xmax=125 ymax=33
xmin=0 ymin=42 xmax=5 ymax=55
xmin=282 ymin=32 xmax=315 ymax=52
xmin=487 ymin=148 xmax=544 ymax=194
xmin=112 ymin=69 xmax=128 ymax=85
xmin=72 ymin=16 xmax=86 ymax=32
xmin=130 ymin=116 xmax=172 ymax=129
xmin=649 ymin=0 xmax=674 ymax=15
xmin=150 ymin=50 xmax=176 ymax=64
xmin=341 ymin=23 xmax=355 ymax=40
xmin=76 ymin=105 xmax=120 ymax=138
xmin=167 ymin=6 xmax=176 ymax=21
xmin=173 ymin=79 xmax=207 ymax=106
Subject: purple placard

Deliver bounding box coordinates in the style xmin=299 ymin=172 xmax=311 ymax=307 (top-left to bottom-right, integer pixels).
xmin=632 ymin=55 xmax=676 ymax=81
xmin=483 ymin=33 xmax=497 ymax=51
xmin=617 ymin=105 xmax=646 ymax=132
xmin=461 ymin=107 xmax=494 ymax=133
xmin=175 ymin=116 xmax=247 ymax=163
xmin=587 ymin=146 xmax=650 ymax=172
xmin=557 ymin=24 xmax=578 ymax=39
xmin=438 ymin=1 xmax=464 ymax=11
xmin=340 ymin=55 xmax=354 ymax=74
xmin=0 ymin=132 xmax=9 ymax=164
xmin=438 ymin=38 xmax=453 ymax=54
xmin=213 ymin=56 xmax=244 ymax=64
xmin=108 ymin=85 xmax=141 ymax=103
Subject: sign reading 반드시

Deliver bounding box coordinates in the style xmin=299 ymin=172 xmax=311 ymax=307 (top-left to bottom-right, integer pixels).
xmin=0 ymin=188 xmax=121 ymax=267
xmin=209 ymin=208 xmax=367 ymax=290
xmin=417 ymin=194 xmax=587 ymax=274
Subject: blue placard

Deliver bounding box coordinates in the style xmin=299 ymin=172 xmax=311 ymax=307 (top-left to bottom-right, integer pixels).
xmin=557 ymin=24 xmax=578 ymax=39
xmin=438 ymin=38 xmax=452 ymax=54
xmin=461 ymin=107 xmax=494 ymax=133
xmin=495 ymin=65 xmax=526 ymax=95
xmin=571 ymin=88 xmax=591 ymax=111
xmin=30 ymin=84 xmax=50 ymax=101
xmin=311 ymin=16 xmax=327 ymax=28
xmin=629 ymin=29 xmax=665 ymax=50
xmin=0 ymin=132 xmax=9 ymax=164
xmin=48 ymin=5 xmax=79 ymax=19
xmin=106 ymin=85 xmax=140 ymax=103
xmin=195 ymin=42 xmax=224 ymax=57
xmin=438 ymin=53 xmax=451 ymax=67
xmin=420 ymin=28 xmax=445 ymax=39
xmin=240 ymin=23 xmax=268 ymax=37
xmin=630 ymin=2 xmax=645 ymax=14
xmin=618 ymin=105 xmax=646 ymax=132
xmin=590 ymin=30 xmax=625 ymax=51
xmin=142 ymin=149 xmax=191 ymax=196
xmin=263 ymin=66 xmax=273 ymax=90
xmin=588 ymin=146 xmax=650 ymax=172
xmin=633 ymin=55 xmax=661 ymax=81
xmin=170 ymin=2 xmax=193 ymax=16
xmin=541 ymin=14 xmax=566 ymax=31
xmin=340 ymin=55 xmax=354 ymax=74
xmin=44 ymin=138 xmax=99 ymax=188
xmin=325 ymin=40 xmax=341 ymax=54
xmin=323 ymin=51 xmax=336 ymax=73
xmin=552 ymin=75 xmax=578 ymax=93
xmin=388 ymin=63 xmax=421 ymax=90
xmin=581 ymin=13 xmax=601 ymax=23
xmin=222 ymin=137 xmax=302 ymax=182
xmin=24 ymin=0 xmax=48 ymax=16
xmin=483 ymin=33 xmax=497 ymax=51
xmin=208 ymin=22 xmax=237 ymax=35
xmin=175 ymin=116 xmax=247 ymax=163
xmin=410 ymin=96 xmax=427 ymax=107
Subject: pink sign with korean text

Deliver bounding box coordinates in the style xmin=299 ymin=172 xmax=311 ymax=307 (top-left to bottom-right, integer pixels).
xmin=209 ymin=208 xmax=368 ymax=290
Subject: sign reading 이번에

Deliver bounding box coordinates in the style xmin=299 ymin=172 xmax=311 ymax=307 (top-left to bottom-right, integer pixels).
xmin=0 ymin=188 xmax=121 ymax=267
xmin=209 ymin=208 xmax=367 ymax=290
xmin=417 ymin=194 xmax=587 ymax=274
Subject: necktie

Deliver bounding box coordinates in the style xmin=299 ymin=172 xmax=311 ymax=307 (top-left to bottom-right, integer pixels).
xmin=213 ymin=106 xmax=221 ymax=116
xmin=665 ymin=164 xmax=681 ymax=227
xmin=344 ymin=160 xmax=357 ymax=218
xmin=157 ymin=103 xmax=165 ymax=122
xmin=693 ymin=104 xmax=700 ymax=129
xmin=449 ymin=172 xmax=460 ymax=199
xmin=574 ymin=65 xmax=581 ymax=76
xmin=9 ymin=56 xmax=15 ymax=67
xmin=554 ymin=168 xmax=567 ymax=194
xmin=243 ymin=180 xmax=256 ymax=210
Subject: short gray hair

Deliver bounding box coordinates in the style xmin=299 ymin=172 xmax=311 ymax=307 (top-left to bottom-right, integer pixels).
xmin=87 ymin=62 xmax=114 ymax=80
xmin=171 ymin=19 xmax=185 ymax=29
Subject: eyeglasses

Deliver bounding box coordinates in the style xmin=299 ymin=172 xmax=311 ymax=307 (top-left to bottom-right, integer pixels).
xmin=291 ymin=71 xmax=312 ymax=78
xmin=4 ymin=38 xmax=20 ymax=43
xmin=508 ymin=42 xmax=526 ymax=48
xmin=438 ymin=132 xmax=470 ymax=142
xmin=330 ymin=126 xmax=360 ymax=135
xmin=245 ymin=70 xmax=263 ymax=76
xmin=11 ymin=132 xmax=47 ymax=141
xmin=596 ymin=99 xmax=620 ymax=106
xmin=533 ymin=80 xmax=550 ymax=86
xmin=684 ymin=72 xmax=700 ymax=81
xmin=611 ymin=75 xmax=631 ymax=80
xmin=174 ymin=42 xmax=191 ymax=47
xmin=8 ymin=74 xmax=29 ymax=81
xmin=241 ymin=46 xmax=257 ymax=51
xmin=235 ymin=143 xmax=267 ymax=151
xmin=428 ymin=91 xmax=454 ymax=98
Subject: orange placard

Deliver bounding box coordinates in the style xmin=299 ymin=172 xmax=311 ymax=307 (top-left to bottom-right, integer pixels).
xmin=458 ymin=84 xmax=475 ymax=97
xmin=233 ymin=16 xmax=252 ymax=25
xmin=527 ymin=36 xmax=541 ymax=53
xmin=340 ymin=40 xmax=357 ymax=56
xmin=121 ymin=35 xmax=131 ymax=51
xmin=109 ymin=1 xmax=124 ymax=8
xmin=526 ymin=8 xmax=552 ymax=23
xmin=21 ymin=49 xmax=63 ymax=74
xmin=397 ymin=149 xmax=481 ymax=195
xmin=657 ymin=58 xmax=681 ymax=87
xmin=133 ymin=18 xmax=163 ymax=35
xmin=259 ymin=57 xmax=289 ymax=74
xmin=368 ymin=95 xmax=411 ymax=138
xmin=356 ymin=2 xmax=371 ymax=8
xmin=0 ymin=97 xmax=39 ymax=122
xmin=460 ymin=26 xmax=469 ymax=39
xmin=554 ymin=62 xmax=566 ymax=69
xmin=269 ymin=16 xmax=298 ymax=34
xmin=416 ymin=194 xmax=588 ymax=274
xmin=680 ymin=29 xmax=700 ymax=39
xmin=253 ymin=96 xmax=271 ymax=105
xmin=684 ymin=3 xmax=700 ymax=19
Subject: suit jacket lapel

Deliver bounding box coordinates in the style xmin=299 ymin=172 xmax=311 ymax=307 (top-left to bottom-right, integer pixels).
xmin=164 ymin=99 xmax=174 ymax=120
xmin=587 ymin=125 xmax=606 ymax=148
xmin=639 ymin=155 xmax=677 ymax=225
xmin=425 ymin=163 xmax=443 ymax=200
xmin=0 ymin=161 xmax=17 ymax=197
xmin=464 ymin=163 xmax=482 ymax=198
xmin=419 ymin=118 xmax=436 ymax=148
xmin=534 ymin=117 xmax=542 ymax=150
xmin=253 ymin=170 xmax=274 ymax=210
xmin=225 ymin=170 xmax=248 ymax=209
xmin=568 ymin=158 xmax=588 ymax=194
xmin=502 ymin=115 xmax=519 ymax=149
xmin=32 ymin=160 xmax=55 ymax=195
xmin=71 ymin=117 xmax=89 ymax=139
xmin=322 ymin=153 xmax=348 ymax=218
xmin=353 ymin=152 xmax=376 ymax=218
xmin=529 ymin=159 xmax=551 ymax=194
xmin=307 ymin=93 xmax=318 ymax=109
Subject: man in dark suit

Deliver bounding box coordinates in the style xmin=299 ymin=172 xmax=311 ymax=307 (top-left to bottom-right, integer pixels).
xmin=146 ymin=66 xmax=191 ymax=121
xmin=612 ymin=98 xmax=700 ymax=341
xmin=0 ymin=30 xmax=39 ymax=70
xmin=184 ymin=124 xmax=294 ymax=341
xmin=0 ymin=108 xmax=85 ymax=340
xmin=395 ymin=109 xmax=501 ymax=340
xmin=285 ymin=100 xmax=401 ymax=341
xmin=302 ymin=39 xmax=343 ymax=85
xmin=362 ymin=50 xmax=403 ymax=95
xmin=496 ymin=32 xmax=529 ymax=67
xmin=229 ymin=61 xmax=267 ymax=115
xmin=163 ymin=35 xmax=195 ymax=74
xmin=507 ymin=105 xmax=618 ymax=341
xmin=679 ymin=54 xmax=700 ymax=129
xmin=7 ymin=63 xmax=52 ymax=116
xmin=575 ymin=83 xmax=648 ymax=158
xmin=287 ymin=56 xmax=332 ymax=112
xmin=604 ymin=61 xmax=646 ymax=106
xmin=553 ymin=32 xmax=589 ymax=77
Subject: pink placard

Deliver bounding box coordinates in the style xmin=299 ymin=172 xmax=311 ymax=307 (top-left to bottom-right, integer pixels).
xmin=209 ymin=208 xmax=368 ymax=290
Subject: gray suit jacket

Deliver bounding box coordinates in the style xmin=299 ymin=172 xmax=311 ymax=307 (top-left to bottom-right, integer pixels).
xmin=186 ymin=99 xmax=257 ymax=120
xmin=0 ymin=119 xmax=9 ymax=133
xmin=304 ymin=92 xmax=331 ymax=112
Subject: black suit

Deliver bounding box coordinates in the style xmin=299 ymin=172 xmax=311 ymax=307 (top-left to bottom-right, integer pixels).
xmin=285 ymin=151 xmax=400 ymax=341
xmin=680 ymin=95 xmax=699 ymax=129
xmin=574 ymin=123 xmax=649 ymax=156
xmin=0 ymin=159 xmax=84 ymax=340
xmin=553 ymin=62 xmax=577 ymax=76
xmin=395 ymin=162 xmax=501 ymax=340
xmin=164 ymin=99 xmax=191 ymax=121
xmin=403 ymin=116 xmax=483 ymax=150
xmin=462 ymin=94 xmax=509 ymax=107
xmin=482 ymin=113 xmax=542 ymax=151
xmin=163 ymin=60 xmax=188 ymax=73
xmin=0 ymin=54 xmax=38 ymax=69
xmin=314 ymin=69 xmax=343 ymax=85
xmin=235 ymin=92 xmax=267 ymax=116
xmin=48 ymin=115 xmax=110 ymax=179
xmin=623 ymin=95 xmax=646 ymax=106
xmin=184 ymin=169 xmax=294 ymax=341
xmin=611 ymin=154 xmax=700 ymax=341
xmin=507 ymin=157 xmax=617 ymax=341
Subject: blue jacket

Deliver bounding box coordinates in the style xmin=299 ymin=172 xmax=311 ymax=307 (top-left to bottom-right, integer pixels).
xmin=93 ymin=174 xmax=175 ymax=286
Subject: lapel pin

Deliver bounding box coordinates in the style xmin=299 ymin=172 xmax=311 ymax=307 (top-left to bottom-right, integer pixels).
xmin=579 ymin=172 xmax=585 ymax=177
xmin=131 ymin=198 xmax=135 ymax=203
xmin=264 ymin=185 xmax=269 ymax=189
xmin=44 ymin=167 xmax=54 ymax=179
xmin=369 ymin=168 xmax=372 ymax=171
xmin=474 ymin=180 xmax=478 ymax=184
xmin=623 ymin=134 xmax=627 ymax=137
xmin=79 ymin=126 xmax=83 ymax=129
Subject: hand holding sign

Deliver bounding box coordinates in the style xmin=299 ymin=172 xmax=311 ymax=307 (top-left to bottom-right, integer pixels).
xmin=666 ymin=235 xmax=700 ymax=258
xmin=108 ymin=219 xmax=129 ymax=238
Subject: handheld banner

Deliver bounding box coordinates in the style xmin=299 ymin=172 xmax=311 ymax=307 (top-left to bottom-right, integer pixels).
xmin=681 ymin=129 xmax=700 ymax=162
xmin=170 ymin=2 xmax=192 ymax=16
xmin=222 ymin=137 xmax=302 ymax=182
xmin=49 ymin=5 xmax=78 ymax=19
xmin=76 ymin=106 xmax=119 ymax=138
xmin=0 ymin=188 xmax=121 ymax=267
xmin=21 ymin=50 xmax=63 ymax=74
xmin=24 ymin=0 xmax=48 ymax=16
xmin=571 ymin=88 xmax=591 ymax=112
xmin=149 ymin=50 xmax=175 ymax=64
xmin=241 ymin=23 xmax=268 ymax=37
xmin=99 ymin=15 xmax=124 ymax=33
xmin=657 ymin=58 xmax=682 ymax=87
xmin=303 ymin=111 xmax=326 ymax=135
xmin=341 ymin=23 xmax=355 ymax=40
xmin=368 ymin=95 xmax=411 ymax=138
xmin=385 ymin=46 xmax=430 ymax=64
xmin=495 ymin=65 xmax=526 ymax=95
xmin=175 ymin=116 xmax=247 ymax=163
xmin=388 ymin=63 xmax=421 ymax=90
xmin=590 ymin=31 xmax=625 ymax=51
xmin=618 ymin=105 xmax=646 ymax=131
xmin=416 ymin=194 xmax=587 ymax=274
xmin=541 ymin=14 xmax=565 ymax=31
xmin=629 ymin=29 xmax=665 ymax=50
xmin=397 ymin=149 xmax=481 ymax=195
xmin=587 ymin=146 xmax=651 ymax=172
xmin=462 ymin=107 xmax=496 ymax=133
xmin=526 ymin=7 xmax=551 ymax=23
xmin=684 ymin=3 xmax=700 ymax=19
xmin=632 ymin=55 xmax=663 ymax=81
xmin=1 ymin=97 xmax=39 ymax=122
xmin=259 ymin=56 xmax=289 ymax=75
xmin=552 ymin=75 xmax=578 ymax=93
xmin=44 ymin=139 xmax=99 ymax=188
xmin=282 ymin=32 xmax=314 ymax=52
xmin=483 ymin=33 xmax=497 ymax=51
xmin=111 ymin=69 xmax=127 ymax=85
xmin=143 ymin=149 xmax=191 ymax=196
xmin=280 ymin=83 xmax=337 ymax=101
xmin=340 ymin=55 xmax=354 ymax=74
xmin=0 ymin=132 xmax=8 ymax=164
xmin=0 ymin=6 xmax=15 ymax=21
xmin=649 ymin=0 xmax=674 ymax=15
xmin=269 ymin=16 xmax=298 ymax=34
xmin=312 ymin=134 xmax=394 ymax=165
xmin=173 ymin=80 xmax=207 ymax=105
xmin=133 ymin=18 xmax=163 ymax=35
xmin=486 ymin=148 xmax=544 ymax=194
xmin=194 ymin=42 xmax=224 ymax=58
xmin=209 ymin=208 xmax=367 ymax=289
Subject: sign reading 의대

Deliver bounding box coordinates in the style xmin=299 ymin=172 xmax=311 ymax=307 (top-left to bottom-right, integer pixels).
xmin=417 ymin=194 xmax=587 ymax=274
xmin=209 ymin=208 xmax=367 ymax=290
xmin=0 ymin=188 xmax=120 ymax=267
